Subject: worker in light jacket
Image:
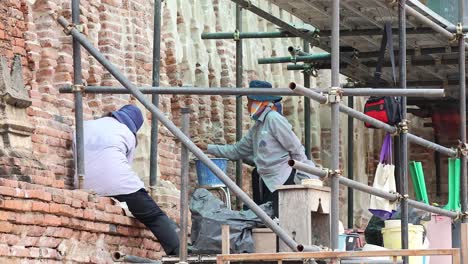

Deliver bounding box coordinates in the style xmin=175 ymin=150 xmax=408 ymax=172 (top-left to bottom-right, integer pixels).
xmin=197 ymin=80 xmax=320 ymax=217
xmin=73 ymin=104 xmax=180 ymax=255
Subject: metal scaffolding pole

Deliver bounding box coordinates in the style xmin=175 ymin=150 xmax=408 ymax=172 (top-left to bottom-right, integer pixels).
xmin=288 ymin=84 xmax=444 ymax=97
xmin=71 ymin=0 xmax=85 ymax=189
xmin=330 ymin=0 xmax=340 ymax=250
xmin=304 ymin=41 xmax=312 ymax=159
xmin=405 ymin=5 xmax=454 ymax=40
xmin=202 ymin=31 xmax=299 ymax=39
xmin=398 ymin=2 xmax=409 ymax=262
xmin=112 ymin=251 xmax=160 ymax=263
xmin=258 ymin=54 xmax=331 ymax=64
xmin=56 ymin=16 xmax=311 ymax=252
xmin=459 ymin=0 xmax=468 ymax=225
xmin=201 ymin=28 xmax=433 ymax=40
xmin=289 ymin=160 xmax=460 ymax=219
xmin=149 ymin=0 xmax=162 ymax=193
xmin=235 ymin=3 xmax=243 ymax=209
xmin=288 ymin=84 xmax=457 ymax=157
xmin=179 ymin=108 xmax=190 ymax=262
xmin=347 ymin=96 xmax=354 ymax=228
xmin=59 ymin=86 xmax=445 ymax=98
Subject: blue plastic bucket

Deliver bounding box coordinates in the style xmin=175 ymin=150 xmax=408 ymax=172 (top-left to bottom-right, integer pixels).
xmin=195 ymin=158 xmax=228 ymax=187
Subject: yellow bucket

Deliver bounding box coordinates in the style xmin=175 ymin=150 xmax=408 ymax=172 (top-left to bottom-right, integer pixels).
xmin=381 ymin=224 xmax=425 ymax=264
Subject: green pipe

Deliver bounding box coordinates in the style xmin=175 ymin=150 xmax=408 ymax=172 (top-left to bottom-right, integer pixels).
xmin=201 ymin=30 xmax=318 ymax=40
xmin=258 ymin=53 xmax=330 ymax=64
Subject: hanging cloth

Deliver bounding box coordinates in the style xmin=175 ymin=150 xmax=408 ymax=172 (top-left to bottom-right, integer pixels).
xmin=369 ymin=133 xmax=397 ymax=220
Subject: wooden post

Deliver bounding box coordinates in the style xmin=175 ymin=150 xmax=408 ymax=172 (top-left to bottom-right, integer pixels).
xmin=460 ymin=223 xmax=468 ymax=264
xmin=222 ymin=225 xmax=230 ymax=264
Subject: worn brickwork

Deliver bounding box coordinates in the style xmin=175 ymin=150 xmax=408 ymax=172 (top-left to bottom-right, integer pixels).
xmin=0 ymin=178 xmax=164 ymax=263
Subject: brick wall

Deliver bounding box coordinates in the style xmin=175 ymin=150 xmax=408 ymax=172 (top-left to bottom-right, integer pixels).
xmin=0 ymin=178 xmax=164 ymax=263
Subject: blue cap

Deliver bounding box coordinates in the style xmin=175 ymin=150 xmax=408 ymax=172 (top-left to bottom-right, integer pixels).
xmin=111 ymin=104 xmax=144 ymax=134
xmin=247 ymin=80 xmax=282 ymax=102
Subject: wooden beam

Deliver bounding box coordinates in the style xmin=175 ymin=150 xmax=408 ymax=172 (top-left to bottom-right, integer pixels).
xmin=216 ymin=248 xmax=460 ymax=262
xmin=461 ymin=223 xmax=468 ymax=264
xmin=221 ymin=225 xmax=230 ymax=264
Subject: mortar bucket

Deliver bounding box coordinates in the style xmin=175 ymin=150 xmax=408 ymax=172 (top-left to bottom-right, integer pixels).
xmin=195 ymin=158 xmax=228 ymax=187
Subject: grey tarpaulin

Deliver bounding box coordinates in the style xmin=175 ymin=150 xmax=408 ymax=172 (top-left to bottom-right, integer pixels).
xmin=189 ymin=188 xmax=274 ymax=254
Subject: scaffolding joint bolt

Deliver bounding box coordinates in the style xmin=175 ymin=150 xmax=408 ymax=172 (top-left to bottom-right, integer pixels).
xmin=327 ymin=86 xmax=343 ymax=103
xmin=330 ymin=169 xmax=342 ymax=177
xmin=71 ymin=84 xmax=85 ymax=93
xmin=302 ymin=64 xmax=318 ymax=77
xmin=457 ymin=141 xmax=468 ymax=157
xmin=241 ymin=0 xmax=252 ymax=9
xmin=233 ymin=29 xmax=240 ymax=41
xmin=397 ymin=120 xmax=409 ymax=134
xmin=63 ymin=23 xmax=85 ymax=35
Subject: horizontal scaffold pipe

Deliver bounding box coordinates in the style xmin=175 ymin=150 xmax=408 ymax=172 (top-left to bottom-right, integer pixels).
xmin=258 ymin=53 xmax=331 ymax=64
xmin=289 ymin=82 xmax=445 ymax=98
xmin=200 ymin=28 xmax=434 ymax=40
xmin=202 ymin=31 xmax=307 ymax=39
xmin=289 ymin=160 xmax=459 ymax=219
xmin=446 ymin=25 xmax=468 ymax=33
xmin=289 ymin=83 xmax=457 ymax=157
xmin=59 ymin=85 xmax=445 ymax=98
xmin=405 ymin=5 xmax=455 ymax=40
xmin=55 ymin=15 xmax=306 ymax=253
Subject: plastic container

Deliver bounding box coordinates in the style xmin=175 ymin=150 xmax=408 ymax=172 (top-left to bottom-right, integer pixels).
xmin=338 ymin=234 xmax=347 ymax=251
xmin=384 ymin=219 xmax=401 ymax=228
xmin=195 ymin=158 xmax=228 ymax=187
xmin=382 ymin=224 xmax=425 ymax=264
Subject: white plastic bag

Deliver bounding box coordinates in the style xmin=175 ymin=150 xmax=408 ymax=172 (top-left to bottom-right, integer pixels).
xmin=369 ymin=134 xmax=397 ymax=220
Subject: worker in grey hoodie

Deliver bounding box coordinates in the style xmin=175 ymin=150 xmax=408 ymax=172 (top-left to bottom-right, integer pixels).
xmin=74 ymin=104 xmax=180 ymax=255
xmin=197 ymin=80 xmax=319 ymax=216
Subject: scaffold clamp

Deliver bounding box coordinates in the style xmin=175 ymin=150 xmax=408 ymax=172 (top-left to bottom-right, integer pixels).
xmin=71 ymin=84 xmax=85 ymax=93
xmin=302 ymin=64 xmax=318 ymax=77
xmin=456 ymin=23 xmax=464 ymax=37
xmin=63 ymin=23 xmax=84 ymax=35
xmin=233 ymin=29 xmax=240 ymax=41
xmin=242 ymin=0 xmax=252 ymax=9
xmin=397 ymin=119 xmax=409 ymax=134
xmin=457 ymin=140 xmax=468 ymax=157
xmin=327 ymin=86 xmax=343 ymax=103
xmin=330 ymin=169 xmax=342 ymax=177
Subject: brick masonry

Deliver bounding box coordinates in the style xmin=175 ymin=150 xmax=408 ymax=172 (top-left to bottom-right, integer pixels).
xmin=0 ymin=0 xmax=461 ymax=262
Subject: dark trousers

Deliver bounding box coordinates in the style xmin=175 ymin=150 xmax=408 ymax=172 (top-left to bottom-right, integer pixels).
xmin=251 ymin=168 xmax=296 ymax=217
xmin=112 ymin=189 xmax=180 ymax=255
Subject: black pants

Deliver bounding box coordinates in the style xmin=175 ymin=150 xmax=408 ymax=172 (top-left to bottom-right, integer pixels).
xmin=251 ymin=168 xmax=296 ymax=217
xmin=112 ymin=189 xmax=180 ymax=255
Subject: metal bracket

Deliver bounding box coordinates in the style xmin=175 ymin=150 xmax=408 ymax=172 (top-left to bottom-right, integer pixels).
xmin=397 ymin=119 xmax=409 ymax=134
xmin=63 ymin=23 xmax=84 ymax=35
xmin=327 ymin=87 xmax=343 ymax=103
xmin=71 ymin=84 xmax=85 ymax=93
xmin=457 ymin=140 xmax=468 ymax=157
xmin=302 ymin=64 xmax=318 ymax=77
xmin=233 ymin=29 xmax=240 ymax=41
xmin=449 ymin=23 xmax=464 ymax=42
xmin=241 ymin=0 xmax=252 ymax=9
xmin=330 ymin=169 xmax=342 ymax=177
xmin=78 ymin=174 xmax=85 ymax=189
xmin=457 ymin=22 xmax=464 ymax=37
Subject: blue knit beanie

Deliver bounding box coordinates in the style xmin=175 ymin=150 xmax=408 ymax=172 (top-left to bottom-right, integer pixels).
xmin=247 ymin=80 xmax=282 ymax=102
xmin=111 ymin=104 xmax=144 ymax=134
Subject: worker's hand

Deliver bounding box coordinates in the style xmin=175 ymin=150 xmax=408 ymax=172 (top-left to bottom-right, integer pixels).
xmin=194 ymin=139 xmax=208 ymax=152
